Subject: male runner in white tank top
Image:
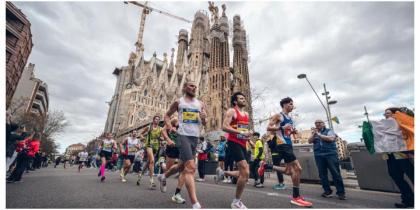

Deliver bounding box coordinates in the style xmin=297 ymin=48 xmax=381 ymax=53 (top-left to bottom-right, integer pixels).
xmin=164 ymin=80 xmax=207 ymax=209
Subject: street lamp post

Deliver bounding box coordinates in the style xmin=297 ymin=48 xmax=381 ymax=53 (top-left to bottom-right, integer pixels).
xmin=297 ymin=74 xmax=337 ymax=131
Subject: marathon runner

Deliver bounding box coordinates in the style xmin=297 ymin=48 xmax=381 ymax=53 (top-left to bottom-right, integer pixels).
xmin=163 ymin=80 xmax=207 ymax=209
xmin=98 ymin=132 xmax=117 ymax=182
xmin=139 ymin=115 xmax=162 ymax=189
xmin=259 ymin=97 xmax=313 ymax=207
xmin=214 ymin=92 xmax=252 ymax=209
xmin=158 ymin=117 xmax=186 ymax=204
xmin=120 ymin=130 xmax=141 ymax=183
xmin=78 ymin=149 xmax=89 ymax=172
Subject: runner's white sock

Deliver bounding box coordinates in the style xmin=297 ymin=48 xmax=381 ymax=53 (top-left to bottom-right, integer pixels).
xmin=233 ymin=198 xmax=241 ymax=203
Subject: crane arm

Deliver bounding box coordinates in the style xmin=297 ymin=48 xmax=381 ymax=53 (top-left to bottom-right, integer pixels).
xmin=125 ymin=1 xmax=192 ymax=23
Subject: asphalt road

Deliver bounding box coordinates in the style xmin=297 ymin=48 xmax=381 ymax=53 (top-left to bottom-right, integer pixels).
xmin=6 ymin=166 xmax=401 ymax=208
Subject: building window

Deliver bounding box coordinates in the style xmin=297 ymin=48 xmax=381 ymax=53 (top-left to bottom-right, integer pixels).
xmin=144 ymin=89 xmax=148 ymax=96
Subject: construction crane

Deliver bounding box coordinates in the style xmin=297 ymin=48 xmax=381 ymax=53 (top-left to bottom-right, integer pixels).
xmin=124 ymin=1 xmax=192 ymax=56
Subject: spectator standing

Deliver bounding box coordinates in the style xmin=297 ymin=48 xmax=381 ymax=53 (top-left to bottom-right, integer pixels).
xmin=308 ymin=119 xmax=346 ymax=200
xmin=383 ymin=108 xmax=414 ymax=208
xmin=196 ymin=137 xmax=208 ymax=182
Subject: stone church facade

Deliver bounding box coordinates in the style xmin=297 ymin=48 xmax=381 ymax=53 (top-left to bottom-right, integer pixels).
xmin=104 ymin=3 xmax=253 ymax=138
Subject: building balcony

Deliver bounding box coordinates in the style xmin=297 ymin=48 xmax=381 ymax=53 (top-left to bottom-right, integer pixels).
xmin=37 ymin=83 xmax=49 ymax=107
xmin=32 ymin=99 xmax=45 ymax=116
xmin=36 ymin=90 xmax=48 ymax=110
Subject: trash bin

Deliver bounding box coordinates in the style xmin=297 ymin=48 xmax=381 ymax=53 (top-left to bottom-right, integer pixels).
xmin=347 ymin=142 xmax=404 ymax=192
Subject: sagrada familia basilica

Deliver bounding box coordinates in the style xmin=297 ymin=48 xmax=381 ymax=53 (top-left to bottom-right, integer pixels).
xmin=104 ymin=2 xmax=253 ymax=138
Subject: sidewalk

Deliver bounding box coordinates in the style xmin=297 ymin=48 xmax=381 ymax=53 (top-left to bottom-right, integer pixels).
xmin=262 ymin=171 xmax=360 ymax=189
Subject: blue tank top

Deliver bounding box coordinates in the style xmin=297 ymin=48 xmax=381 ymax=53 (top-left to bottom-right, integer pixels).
xmin=279 ymin=113 xmax=294 ymax=145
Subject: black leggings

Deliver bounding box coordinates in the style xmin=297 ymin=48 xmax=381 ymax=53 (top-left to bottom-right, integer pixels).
xmin=252 ymin=159 xmax=264 ymax=183
xmin=198 ymin=160 xmax=206 ymax=179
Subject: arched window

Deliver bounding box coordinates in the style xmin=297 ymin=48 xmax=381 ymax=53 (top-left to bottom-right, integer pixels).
xmin=144 ymin=89 xmax=148 ymax=96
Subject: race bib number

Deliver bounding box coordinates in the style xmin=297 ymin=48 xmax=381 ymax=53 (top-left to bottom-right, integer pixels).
xmin=182 ymin=108 xmax=199 ymax=124
xmin=236 ymin=122 xmax=249 ymax=140
xmin=103 ymin=143 xmax=112 ymax=151
xmin=128 ymin=147 xmax=137 ymax=153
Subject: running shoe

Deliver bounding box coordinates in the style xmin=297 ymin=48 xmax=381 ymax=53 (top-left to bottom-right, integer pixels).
xmin=222 ymin=179 xmax=229 ymax=183
xmin=158 ymin=174 xmax=167 ymax=193
xmin=171 ymin=193 xmax=186 ymax=204
xmin=273 ymin=183 xmax=287 ymax=190
xmin=101 ymin=176 xmax=106 ymax=182
xmin=122 ymin=178 xmax=127 ymax=183
xmin=231 ymin=200 xmax=247 ymax=209
xmin=338 ymin=194 xmax=347 ymax=200
xmin=291 ymin=196 xmax=313 ymax=207
xmin=254 ymin=182 xmax=264 ymax=188
xmin=257 ymin=162 xmax=266 ymax=177
xmin=214 ymin=168 xmax=224 ymax=184
xmin=321 ymin=191 xmax=333 ymax=198
xmin=196 ymin=178 xmax=205 ymax=182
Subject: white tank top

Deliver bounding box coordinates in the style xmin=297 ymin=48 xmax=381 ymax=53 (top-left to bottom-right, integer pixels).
xmin=102 ymin=139 xmax=115 ymax=152
xmin=177 ymin=96 xmax=202 ymax=137
xmin=127 ymin=137 xmax=139 ymax=155
xmin=78 ymin=152 xmax=88 ymax=161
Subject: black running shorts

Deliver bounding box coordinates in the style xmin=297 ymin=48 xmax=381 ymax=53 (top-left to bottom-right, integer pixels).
xmin=123 ymin=154 xmax=135 ymax=163
xmin=226 ymin=141 xmax=247 ymax=162
xmin=276 ymin=144 xmax=296 ymax=164
xmin=99 ymin=150 xmax=113 ymax=160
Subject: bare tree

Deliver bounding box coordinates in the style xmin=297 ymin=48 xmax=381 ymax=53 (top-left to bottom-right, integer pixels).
xmin=43 ymin=110 xmax=69 ymax=138
xmin=13 ymin=110 xmax=69 ymax=155
xmin=250 ymin=86 xmax=270 ymax=126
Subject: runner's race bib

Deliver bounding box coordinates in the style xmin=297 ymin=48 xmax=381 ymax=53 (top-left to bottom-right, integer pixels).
xmin=128 ymin=146 xmax=137 ymax=153
xmin=182 ymin=108 xmax=199 ymax=124
xmin=103 ymin=143 xmax=112 ymax=151
xmin=236 ymin=122 xmax=249 ymax=140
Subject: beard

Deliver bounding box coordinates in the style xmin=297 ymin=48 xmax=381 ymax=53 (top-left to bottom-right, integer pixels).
xmin=186 ymin=91 xmax=196 ymax=97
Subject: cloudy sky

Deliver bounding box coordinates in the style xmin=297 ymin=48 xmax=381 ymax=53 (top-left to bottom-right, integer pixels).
xmin=13 ymin=1 xmax=414 ymax=153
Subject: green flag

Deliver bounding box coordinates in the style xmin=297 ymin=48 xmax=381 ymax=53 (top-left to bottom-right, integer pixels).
xmin=362 ymin=121 xmax=375 ymax=154
xmin=331 ymin=116 xmax=340 ymax=124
